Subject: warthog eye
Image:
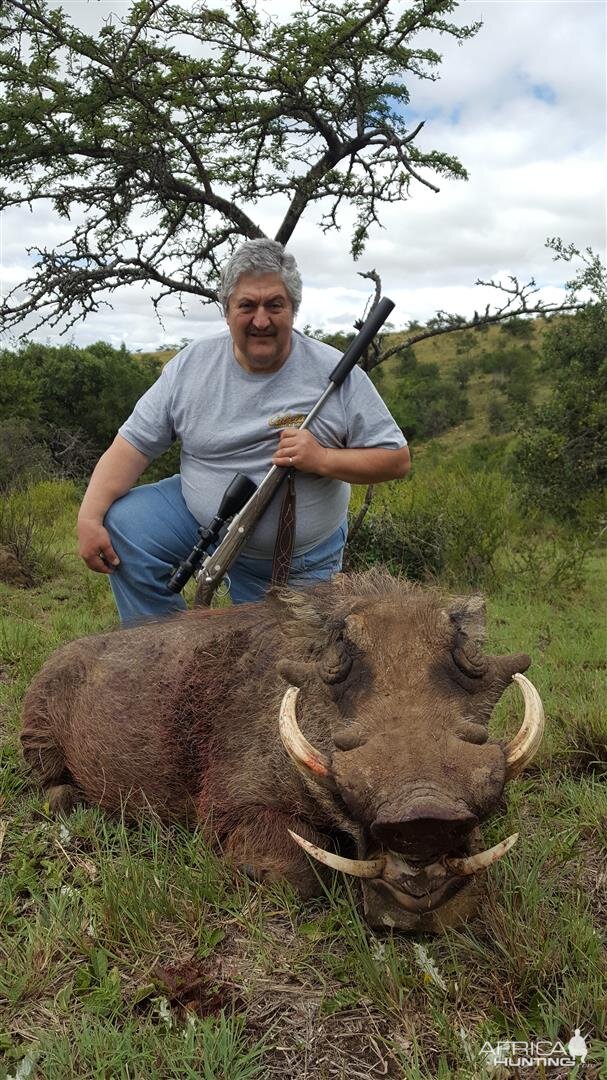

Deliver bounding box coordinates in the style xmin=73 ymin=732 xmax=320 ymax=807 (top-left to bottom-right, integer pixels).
xmin=319 ymin=641 xmax=352 ymax=684
xmin=452 ymin=631 xmax=488 ymax=678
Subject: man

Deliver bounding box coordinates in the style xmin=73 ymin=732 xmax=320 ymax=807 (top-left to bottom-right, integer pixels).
xmin=78 ymin=239 xmax=410 ymax=621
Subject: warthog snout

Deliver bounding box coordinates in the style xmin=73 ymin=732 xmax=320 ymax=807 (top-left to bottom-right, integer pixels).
xmin=371 ymin=800 xmax=478 ymax=859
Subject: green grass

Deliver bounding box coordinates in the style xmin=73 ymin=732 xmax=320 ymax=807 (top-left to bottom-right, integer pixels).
xmin=0 ymin=478 xmax=606 ymax=1078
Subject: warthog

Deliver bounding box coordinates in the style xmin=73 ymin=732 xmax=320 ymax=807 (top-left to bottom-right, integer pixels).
xmin=21 ymin=571 xmax=544 ymax=932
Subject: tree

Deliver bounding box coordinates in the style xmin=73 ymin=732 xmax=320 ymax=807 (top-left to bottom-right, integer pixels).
xmin=366 ymin=241 xmax=603 ymax=378
xmin=0 ymin=342 xmax=162 ymax=453
xmin=0 ymin=0 xmax=479 ymax=334
xmin=388 ymin=355 xmax=468 ymax=439
xmin=511 ymin=303 xmax=607 ymax=520
xmin=0 ymin=0 xmax=598 ymax=431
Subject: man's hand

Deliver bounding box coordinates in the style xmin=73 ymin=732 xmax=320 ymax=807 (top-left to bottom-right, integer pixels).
xmin=78 ymin=518 xmax=120 ymax=574
xmin=272 ymin=428 xmax=330 ymax=474
xmin=76 ymin=435 xmax=149 ymax=575
xmin=273 ymin=429 xmax=410 ymax=484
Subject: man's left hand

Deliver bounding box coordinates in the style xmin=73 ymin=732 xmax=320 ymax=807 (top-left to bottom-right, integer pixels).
xmin=272 ymin=428 xmax=329 ymax=474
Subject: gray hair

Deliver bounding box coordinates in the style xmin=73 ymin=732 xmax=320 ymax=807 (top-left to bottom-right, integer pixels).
xmin=218 ymin=238 xmax=303 ymax=315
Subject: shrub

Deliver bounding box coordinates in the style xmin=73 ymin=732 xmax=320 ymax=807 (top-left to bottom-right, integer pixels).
xmin=141 ymin=441 xmax=182 ymax=484
xmin=388 ymin=358 xmax=469 ymax=440
xmin=452 ymin=356 xmax=472 ymax=388
xmin=449 ymin=437 xmax=512 ymax=473
xmin=0 ymin=417 xmax=98 ymax=493
xmin=0 ymin=419 xmax=54 ymax=493
xmin=499 ymin=316 xmax=535 ymax=341
xmin=19 ymin=479 xmax=80 ymax=527
xmin=477 ymin=344 xmax=536 ymax=380
xmin=487 ymin=396 xmax=510 ymax=435
xmin=0 ymin=479 xmax=79 ymax=582
xmin=501 ymin=527 xmax=594 ymax=597
xmin=511 ymin=305 xmax=607 ymax=521
xmin=0 ymin=342 xmax=162 ymax=458
xmin=370 ymin=365 xmax=384 ymax=391
xmin=346 ymin=464 xmax=514 ymax=590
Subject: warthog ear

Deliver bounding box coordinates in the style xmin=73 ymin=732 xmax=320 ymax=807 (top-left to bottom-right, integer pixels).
xmin=447 ymin=595 xmax=487 ymax=645
xmin=268 ymin=587 xmax=324 ymax=630
xmin=268 ymin=586 xmax=325 ymax=643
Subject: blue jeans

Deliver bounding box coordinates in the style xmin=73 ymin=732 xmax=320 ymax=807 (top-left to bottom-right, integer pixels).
xmin=104 ymin=475 xmax=347 ymax=624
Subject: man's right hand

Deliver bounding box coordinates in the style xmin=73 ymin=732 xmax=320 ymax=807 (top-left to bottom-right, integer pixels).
xmin=76 ymin=435 xmax=150 ymax=575
xmin=78 ymin=518 xmax=120 ymax=574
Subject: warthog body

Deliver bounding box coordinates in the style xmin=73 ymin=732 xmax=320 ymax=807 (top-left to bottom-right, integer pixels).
xmin=21 ymin=571 xmax=541 ymax=931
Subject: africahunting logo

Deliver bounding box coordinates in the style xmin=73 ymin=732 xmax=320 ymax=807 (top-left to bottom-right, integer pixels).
xmin=481 ymin=1030 xmax=589 ymax=1068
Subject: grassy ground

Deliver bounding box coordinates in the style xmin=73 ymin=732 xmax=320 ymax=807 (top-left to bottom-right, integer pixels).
xmin=0 ymin=483 xmax=605 ymax=1079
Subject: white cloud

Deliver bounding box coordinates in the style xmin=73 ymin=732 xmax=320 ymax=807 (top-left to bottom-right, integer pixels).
xmin=1 ymin=0 xmax=605 ymax=348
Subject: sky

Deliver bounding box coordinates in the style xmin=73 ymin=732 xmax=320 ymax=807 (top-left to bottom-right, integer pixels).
xmin=1 ymin=0 xmax=605 ymax=351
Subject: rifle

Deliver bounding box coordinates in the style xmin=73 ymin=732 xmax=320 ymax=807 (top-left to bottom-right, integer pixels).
xmin=177 ymin=296 xmax=395 ymax=606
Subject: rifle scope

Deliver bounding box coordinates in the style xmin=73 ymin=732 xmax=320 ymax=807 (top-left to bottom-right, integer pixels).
xmin=167 ymin=472 xmax=257 ymax=593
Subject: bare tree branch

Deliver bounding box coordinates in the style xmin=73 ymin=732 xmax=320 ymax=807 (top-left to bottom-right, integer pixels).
xmin=373 ymin=277 xmax=588 ymax=371
xmin=0 ymin=0 xmax=477 ymax=335
xmin=345 ymin=483 xmax=375 ymax=556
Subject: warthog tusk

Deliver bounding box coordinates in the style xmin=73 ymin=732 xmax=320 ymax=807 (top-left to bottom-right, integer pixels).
xmin=444 ymin=832 xmax=519 ymax=876
xmin=504 ymin=673 xmax=545 ymax=779
xmin=279 ymin=686 xmax=334 ymax=784
xmin=289 ymin=829 xmax=519 ymax=912
xmin=288 ymin=830 xmax=386 ymax=878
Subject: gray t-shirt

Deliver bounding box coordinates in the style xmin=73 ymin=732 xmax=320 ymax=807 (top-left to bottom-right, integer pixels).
xmin=119 ymin=329 xmax=406 ymax=559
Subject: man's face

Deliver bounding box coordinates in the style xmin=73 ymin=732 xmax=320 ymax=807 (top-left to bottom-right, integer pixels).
xmin=226 ymin=272 xmax=294 ymax=373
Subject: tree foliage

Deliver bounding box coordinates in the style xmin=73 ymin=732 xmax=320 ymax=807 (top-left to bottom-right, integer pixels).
xmin=0 ymin=342 xmax=161 ymax=453
xmin=0 ymin=0 xmax=479 ymax=333
xmin=512 ymin=303 xmax=607 ymax=519
xmin=388 ymin=353 xmax=468 ymax=439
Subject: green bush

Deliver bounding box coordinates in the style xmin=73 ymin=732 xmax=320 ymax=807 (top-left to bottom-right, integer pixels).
xmin=477 ymin=343 xmax=536 ymax=382
xmin=0 ymin=342 xmax=162 ymax=459
xmin=499 ymin=316 xmax=536 ymax=341
xmin=511 ymin=305 xmax=607 ymax=520
xmin=346 ymin=464 xmax=515 ymax=589
xmin=0 ymin=419 xmax=55 ymax=492
xmin=140 ymin=441 xmax=182 ymax=485
xmin=0 ymin=417 xmax=100 ymax=493
xmin=449 ymin=437 xmax=512 ymax=473
xmin=18 ymin=478 xmax=80 ymax=526
xmin=487 ymin=396 xmax=510 ymax=435
xmin=387 ymin=357 xmax=469 ymax=440
xmin=500 ymin=521 xmax=594 ymax=597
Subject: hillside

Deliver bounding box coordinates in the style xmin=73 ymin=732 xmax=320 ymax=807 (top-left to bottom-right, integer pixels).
xmin=378 ymin=317 xmax=551 ymax=453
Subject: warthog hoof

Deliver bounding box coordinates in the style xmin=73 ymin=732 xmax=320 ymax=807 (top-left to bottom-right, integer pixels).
xmin=47 ymin=783 xmax=83 ymax=815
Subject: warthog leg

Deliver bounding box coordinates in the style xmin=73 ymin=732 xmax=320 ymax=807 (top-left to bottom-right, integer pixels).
xmin=21 ymin=726 xmax=84 ymax=815
xmin=47 ymin=783 xmax=85 ymax=816
xmin=222 ymin=807 xmax=333 ymax=899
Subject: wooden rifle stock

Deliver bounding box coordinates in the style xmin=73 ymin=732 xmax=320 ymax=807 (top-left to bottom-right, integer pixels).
xmin=194 ymin=462 xmax=288 ymax=605
xmin=194 ymin=296 xmax=395 ymax=606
